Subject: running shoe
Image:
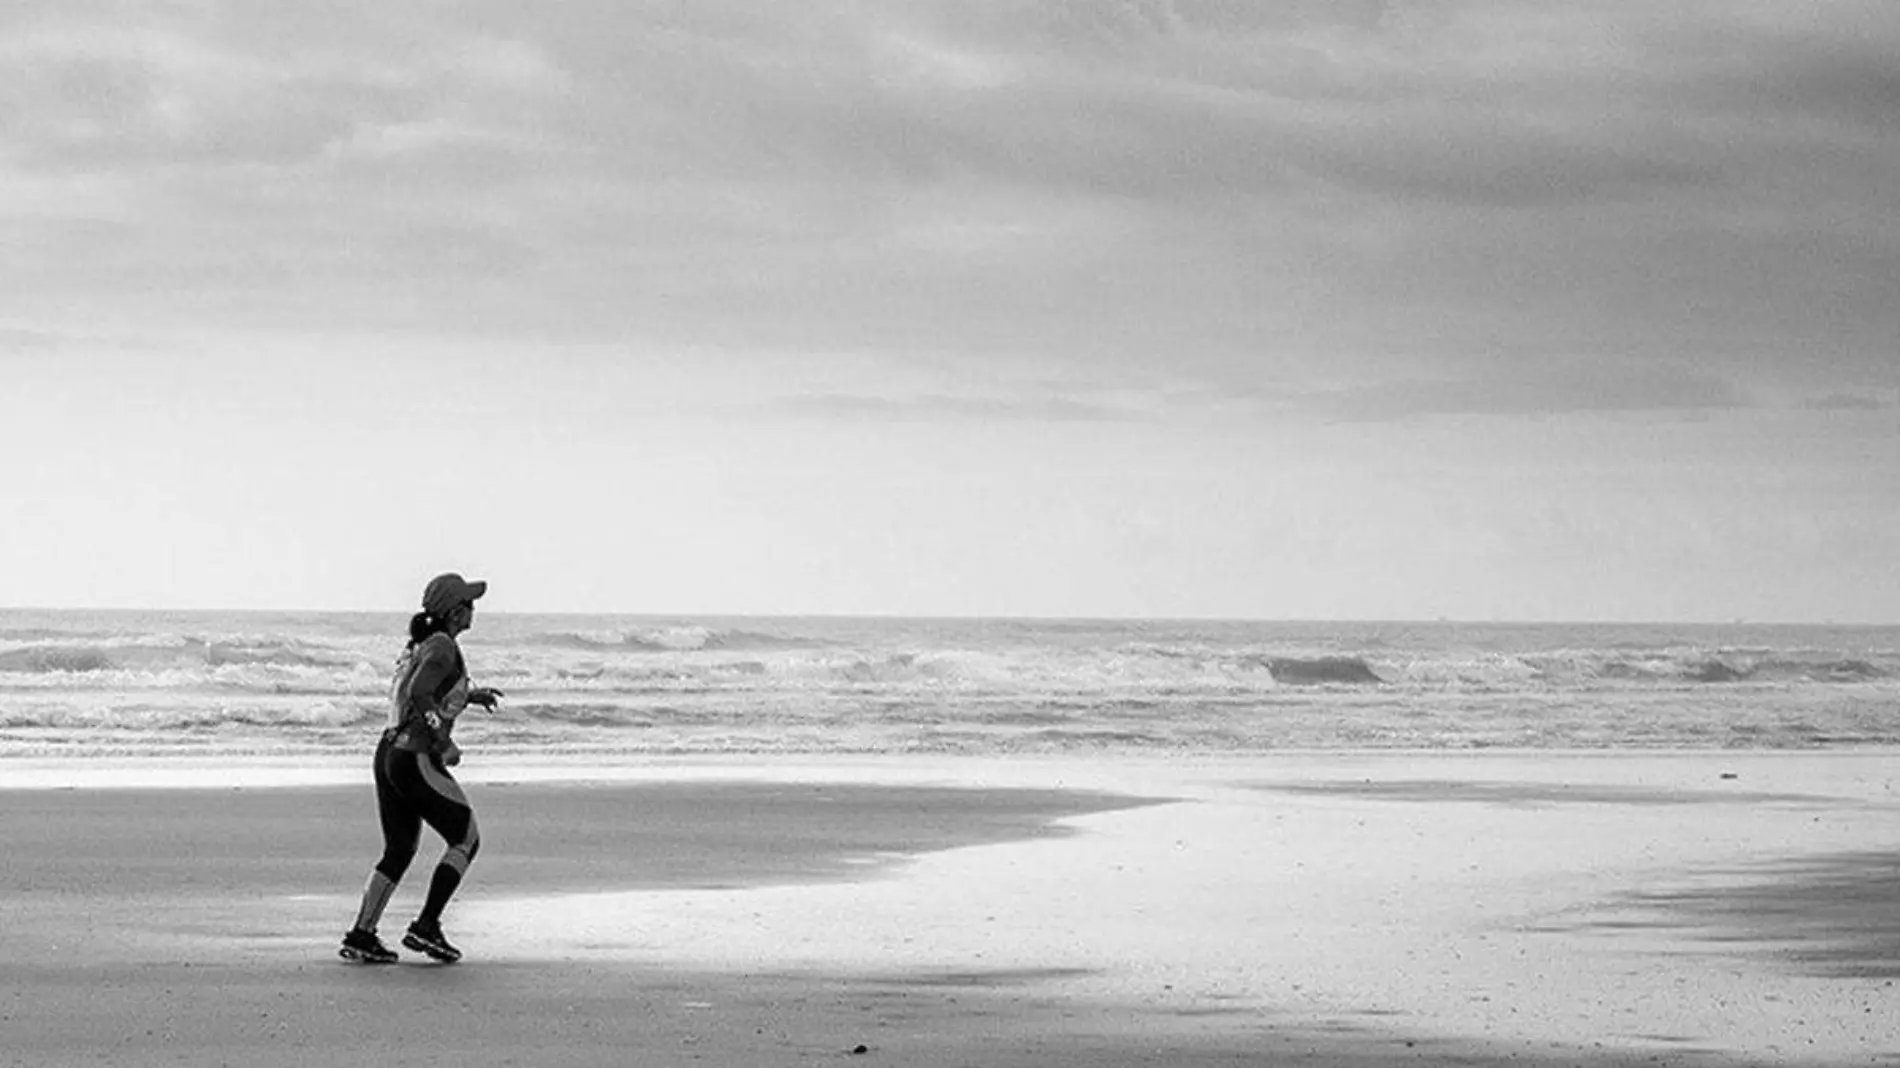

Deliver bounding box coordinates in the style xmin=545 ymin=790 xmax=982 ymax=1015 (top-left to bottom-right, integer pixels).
xmin=339 ymin=927 xmax=399 ymax=964
xmin=402 ymin=920 xmax=462 ymax=964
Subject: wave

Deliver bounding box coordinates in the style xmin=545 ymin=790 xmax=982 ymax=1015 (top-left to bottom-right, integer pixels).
xmin=515 ymin=703 xmax=661 ymax=729
xmin=521 ymin=631 xmax=671 ymax=652
xmin=0 ymin=646 xmax=119 ymax=673
xmin=0 ymin=701 xmax=381 ymax=731
xmin=1262 ymin=656 xmax=1384 ymax=685
xmin=519 ymin=625 xmax=825 ymax=653
xmin=1021 ymin=726 xmax=1180 ymax=748
xmin=4 ymin=611 xmax=1898 ymax=758
xmin=697 ymin=629 xmax=827 ymax=651
xmin=11 ymin=635 xmax=1882 ymax=700
xmin=1683 ymin=659 xmax=1749 ymax=683
xmin=506 ymin=645 xmax=1894 ymax=694
xmin=1519 ymin=650 xmax=1891 ymax=686
xmin=0 ymin=639 xmax=359 ymax=675
xmin=1750 ymin=657 xmax=1886 ymax=682
xmin=0 ymin=628 xmax=97 ymax=643
xmin=835 ymin=652 xmax=972 ymax=685
xmin=205 ymin=642 xmax=356 ymax=669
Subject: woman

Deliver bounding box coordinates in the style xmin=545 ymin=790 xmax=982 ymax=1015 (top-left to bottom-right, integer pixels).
xmin=340 ymin=572 xmax=503 ymax=964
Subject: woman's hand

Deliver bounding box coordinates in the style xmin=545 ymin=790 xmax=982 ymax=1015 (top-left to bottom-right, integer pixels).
xmin=467 ymin=686 xmax=505 ymax=711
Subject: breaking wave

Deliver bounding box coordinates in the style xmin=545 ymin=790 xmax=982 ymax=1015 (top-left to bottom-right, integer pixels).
xmin=519 ymin=626 xmax=826 ymax=653
xmin=1261 ymin=656 xmax=1384 ymax=685
xmin=2 ymin=611 xmax=1896 ymax=756
xmin=1531 ymin=652 xmax=1890 ymax=685
xmin=0 ymin=639 xmax=357 ymax=675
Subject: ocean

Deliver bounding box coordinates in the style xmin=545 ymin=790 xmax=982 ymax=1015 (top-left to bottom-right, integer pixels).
xmin=0 ymin=610 xmax=1895 ymax=759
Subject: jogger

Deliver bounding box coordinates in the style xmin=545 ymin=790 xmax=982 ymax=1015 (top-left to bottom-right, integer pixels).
xmin=341 ymin=572 xmax=501 ymax=965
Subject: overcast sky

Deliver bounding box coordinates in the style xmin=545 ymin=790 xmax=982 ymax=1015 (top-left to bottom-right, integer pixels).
xmin=3 ymin=0 xmax=1896 ymax=621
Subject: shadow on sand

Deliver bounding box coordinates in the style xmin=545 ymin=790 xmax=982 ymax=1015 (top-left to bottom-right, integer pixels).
xmin=1258 ymin=778 xmax=1834 ymax=807
xmin=1615 ymin=849 xmax=1900 ymax=979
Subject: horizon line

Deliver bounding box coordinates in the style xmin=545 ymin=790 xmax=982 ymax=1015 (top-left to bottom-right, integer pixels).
xmin=0 ymin=606 xmax=1892 ymax=628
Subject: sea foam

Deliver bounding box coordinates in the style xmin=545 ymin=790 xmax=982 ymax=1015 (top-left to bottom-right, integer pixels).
xmin=0 ymin=610 xmax=1895 ymax=758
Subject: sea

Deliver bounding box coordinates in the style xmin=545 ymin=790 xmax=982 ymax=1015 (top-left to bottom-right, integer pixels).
xmin=0 ymin=610 xmax=1896 ymax=759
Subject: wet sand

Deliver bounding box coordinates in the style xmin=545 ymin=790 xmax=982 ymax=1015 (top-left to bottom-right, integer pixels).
xmin=2 ymin=751 xmax=1896 ymax=1066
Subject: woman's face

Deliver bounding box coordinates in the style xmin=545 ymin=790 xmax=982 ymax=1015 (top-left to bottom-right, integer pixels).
xmin=445 ymin=601 xmax=475 ymax=635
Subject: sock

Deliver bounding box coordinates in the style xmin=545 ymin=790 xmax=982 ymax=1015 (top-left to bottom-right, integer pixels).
xmin=416 ymin=862 xmax=463 ymax=928
xmin=353 ymin=871 xmax=397 ymax=933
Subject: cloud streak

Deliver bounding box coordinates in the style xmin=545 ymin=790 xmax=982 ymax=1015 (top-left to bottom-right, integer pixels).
xmin=1289 ymin=365 xmax=1753 ymax=422
xmin=3 ymin=0 xmax=1896 ymax=400
xmin=777 ymin=391 xmax=1138 ymax=423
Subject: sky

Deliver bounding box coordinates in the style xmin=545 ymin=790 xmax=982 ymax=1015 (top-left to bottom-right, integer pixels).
xmin=2 ymin=0 xmax=1896 ymax=622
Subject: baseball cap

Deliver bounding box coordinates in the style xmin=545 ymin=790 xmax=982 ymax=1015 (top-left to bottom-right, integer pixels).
xmin=422 ymin=572 xmax=488 ymax=618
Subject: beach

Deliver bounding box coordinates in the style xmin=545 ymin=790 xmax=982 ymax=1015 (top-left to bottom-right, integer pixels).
xmin=3 ymin=750 xmax=1895 ymax=1066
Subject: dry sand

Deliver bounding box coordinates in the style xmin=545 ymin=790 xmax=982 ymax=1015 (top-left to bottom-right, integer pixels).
xmin=2 ymin=750 xmax=1896 ymax=1066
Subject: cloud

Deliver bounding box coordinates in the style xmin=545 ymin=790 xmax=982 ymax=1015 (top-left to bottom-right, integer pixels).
xmin=0 ymin=15 xmax=569 ymax=172
xmin=774 ymin=1 xmax=1900 ymax=210
xmin=0 ymin=326 xmax=68 ymax=352
xmin=0 ymin=324 xmax=167 ymax=356
xmin=1291 ymin=364 xmax=1753 ymax=422
xmin=2 ymin=28 xmax=363 ymax=169
xmin=17 ymin=1 xmax=1884 ymax=208
xmin=777 ymin=391 xmax=1138 ymax=423
xmin=1 ymin=0 xmax=1896 ymax=397
xmin=1803 ymin=393 xmax=1887 ymax=412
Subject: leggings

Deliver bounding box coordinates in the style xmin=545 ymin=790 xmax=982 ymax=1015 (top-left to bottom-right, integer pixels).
xmin=372 ymin=734 xmax=481 ymax=882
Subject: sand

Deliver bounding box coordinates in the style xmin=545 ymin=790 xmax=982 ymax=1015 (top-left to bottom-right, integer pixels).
xmin=2 ymin=750 xmax=1896 ymax=1066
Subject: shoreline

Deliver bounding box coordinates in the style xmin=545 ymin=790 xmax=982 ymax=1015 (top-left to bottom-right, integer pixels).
xmin=4 ymin=750 xmax=1896 ymax=1065
xmin=3 ymin=744 xmax=1896 ymax=791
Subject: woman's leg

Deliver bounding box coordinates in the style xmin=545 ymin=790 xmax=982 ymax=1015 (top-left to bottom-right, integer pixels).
xmin=351 ymin=739 xmax=421 ymax=935
xmin=391 ymin=751 xmax=481 ymax=952
xmin=415 ymin=801 xmax=479 ymax=931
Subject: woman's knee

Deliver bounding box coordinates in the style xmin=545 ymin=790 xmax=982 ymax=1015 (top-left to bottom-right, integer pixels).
xmin=376 ymin=840 xmax=419 ymax=881
xmin=464 ymin=816 xmax=481 ymax=862
xmin=442 ymin=812 xmax=480 ymax=873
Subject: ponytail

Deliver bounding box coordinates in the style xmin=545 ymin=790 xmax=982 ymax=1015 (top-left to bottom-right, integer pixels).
xmin=407 ymin=611 xmax=445 ymax=649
